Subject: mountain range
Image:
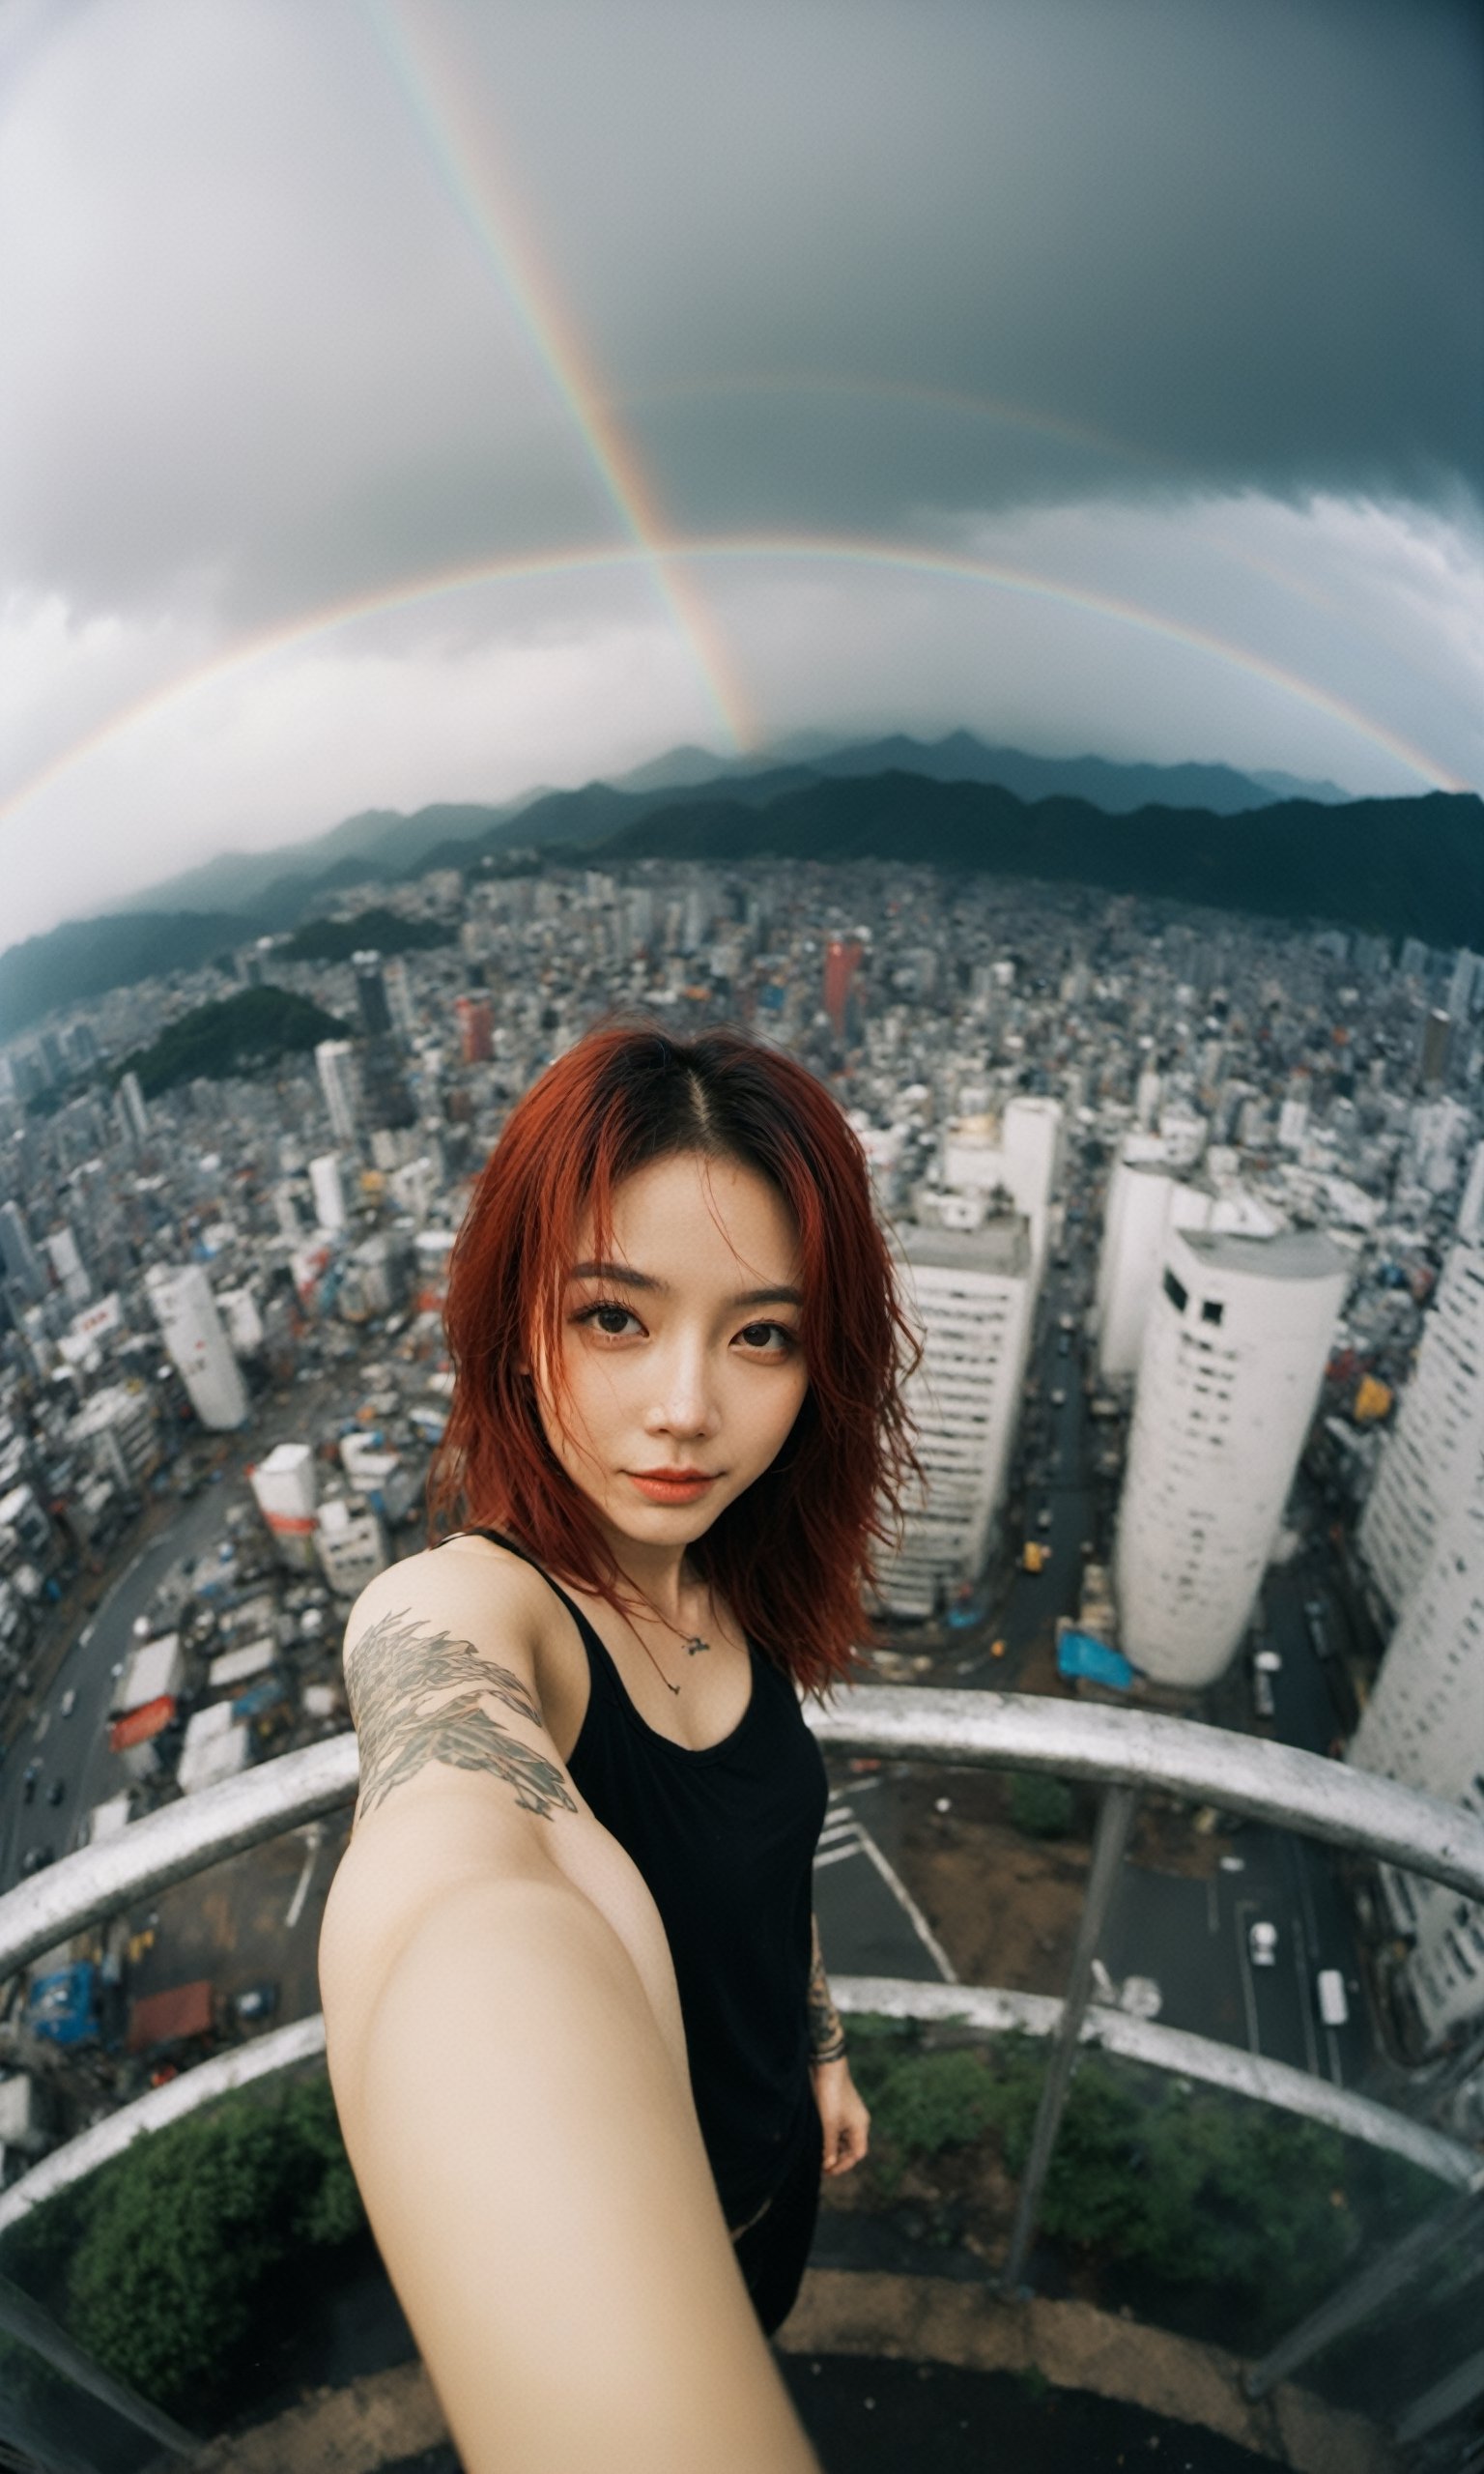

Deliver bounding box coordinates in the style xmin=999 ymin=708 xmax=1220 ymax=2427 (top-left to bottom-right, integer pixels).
xmin=1 ymin=733 xmax=1475 ymax=1046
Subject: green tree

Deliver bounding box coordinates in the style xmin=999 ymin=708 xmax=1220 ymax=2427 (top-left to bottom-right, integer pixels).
xmin=0 ymin=2075 xmax=366 ymax=2419
xmin=1008 ymin=1772 xmax=1075 ymax=1836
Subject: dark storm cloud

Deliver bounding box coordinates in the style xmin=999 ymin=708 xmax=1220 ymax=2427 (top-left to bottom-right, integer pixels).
xmin=488 ymin=0 xmax=1483 ymax=527
xmin=0 ymin=0 xmax=1478 ymax=632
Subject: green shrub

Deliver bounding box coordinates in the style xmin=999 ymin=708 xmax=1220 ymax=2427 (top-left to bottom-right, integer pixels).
xmin=1008 ymin=1773 xmax=1075 ymax=1837
xmin=0 ymin=2073 xmax=366 ymax=2418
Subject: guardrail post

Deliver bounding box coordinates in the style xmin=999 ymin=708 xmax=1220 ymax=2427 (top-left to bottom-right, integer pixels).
xmin=1393 ymin=2341 xmax=1484 ymax=2448
xmin=0 ymin=2269 xmax=199 ymax=2460
xmin=1000 ymin=1780 xmax=1138 ymax=2294
xmin=1241 ymin=2178 xmax=1484 ymax=2401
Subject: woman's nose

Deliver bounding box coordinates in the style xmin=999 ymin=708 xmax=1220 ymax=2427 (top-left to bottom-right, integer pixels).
xmin=645 ymin=1341 xmax=717 ymax=1436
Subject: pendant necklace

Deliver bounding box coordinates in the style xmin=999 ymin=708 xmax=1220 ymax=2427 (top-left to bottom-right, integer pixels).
xmin=620 ymin=1582 xmax=713 ymax=1696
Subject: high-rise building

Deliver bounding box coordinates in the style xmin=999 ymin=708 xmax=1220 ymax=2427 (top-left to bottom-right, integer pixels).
xmin=145 ymin=1263 xmax=249 ymax=1429
xmin=383 ymin=954 xmax=415 ymax=1036
xmin=118 ymin=1071 xmax=150 ymax=1144
xmin=249 ymin=1440 xmax=319 ymax=1569
xmin=1095 ymin=1143 xmax=1281 ymax=1383
xmin=823 ymin=939 xmax=865 ymax=1042
xmin=1446 ymin=947 xmax=1482 ymax=1024
xmin=879 ymin=1218 xmax=1036 ymax=1620
xmin=359 ymin=1036 xmax=416 ymax=1133
xmin=1113 ymin=1225 xmax=1348 ymax=1684
xmin=316 ymin=1041 xmax=361 ymax=1143
xmin=455 ymin=995 xmax=494 ymax=1063
xmin=44 ymin=1223 xmax=90 ymax=1307
xmin=1358 ymin=1243 xmax=1484 ymax=1621
xmin=353 ymin=951 xmax=392 ymax=1037
xmin=1349 ymin=1485 xmax=1484 ymax=2054
xmin=1421 ymin=1009 xmax=1452 ymax=1089
xmin=1460 ymin=1142 xmax=1484 ymax=1244
xmin=0 ymin=1201 xmax=47 ymax=1303
xmin=309 ymin=1153 xmax=348 ymax=1232
xmin=940 ymin=1098 xmax=1062 ymax=1281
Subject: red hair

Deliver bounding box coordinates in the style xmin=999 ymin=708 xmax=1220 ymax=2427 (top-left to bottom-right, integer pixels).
xmin=429 ymin=1021 xmax=921 ymax=1697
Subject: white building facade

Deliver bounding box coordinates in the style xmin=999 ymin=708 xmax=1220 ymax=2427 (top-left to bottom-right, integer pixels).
xmin=1095 ymin=1138 xmax=1283 ymax=1385
xmin=309 ymin=1152 xmax=348 ymax=1232
xmin=879 ymin=1219 xmax=1036 ymax=1620
xmin=315 ymin=1041 xmax=361 ymax=1144
xmin=1113 ymin=1225 xmax=1349 ymax=1685
xmin=1349 ymin=1485 xmax=1484 ymax=2053
xmin=1358 ymin=1243 xmax=1484 ymax=1621
xmin=145 ymin=1263 xmax=248 ymax=1430
xmin=939 ymin=1097 xmax=1062 ymax=1280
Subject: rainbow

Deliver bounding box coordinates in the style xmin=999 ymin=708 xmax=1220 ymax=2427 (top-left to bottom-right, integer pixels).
xmin=363 ymin=0 xmax=754 ymax=751
xmin=1 ymin=529 xmax=1470 ymax=833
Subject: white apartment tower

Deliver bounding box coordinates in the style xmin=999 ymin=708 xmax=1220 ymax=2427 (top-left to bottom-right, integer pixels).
xmin=1095 ymin=1139 xmax=1282 ymax=1384
xmin=1349 ymin=1485 xmax=1484 ymax=2054
xmin=316 ymin=1040 xmax=361 ymax=1144
xmin=145 ymin=1263 xmax=249 ymax=1430
xmin=1358 ymin=1244 xmax=1484 ymax=1620
xmin=940 ymin=1097 xmax=1062 ymax=1280
xmin=310 ymin=1153 xmax=348 ymax=1232
xmin=880 ymin=1218 xmax=1036 ymax=1620
xmin=1114 ymin=1225 xmax=1348 ymax=1685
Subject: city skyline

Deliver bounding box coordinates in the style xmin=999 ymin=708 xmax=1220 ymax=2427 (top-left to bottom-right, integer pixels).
xmin=1 ymin=0 xmax=1480 ymax=949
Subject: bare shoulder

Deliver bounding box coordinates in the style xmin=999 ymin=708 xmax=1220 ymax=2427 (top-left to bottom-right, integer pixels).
xmin=340 ymin=1536 xmax=576 ymax=1833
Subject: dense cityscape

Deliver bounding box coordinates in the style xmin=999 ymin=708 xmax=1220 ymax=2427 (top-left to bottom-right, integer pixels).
xmin=0 ymin=839 xmax=1481 ymax=2209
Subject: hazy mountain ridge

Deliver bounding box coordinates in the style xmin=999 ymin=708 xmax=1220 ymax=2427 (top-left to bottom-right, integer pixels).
xmin=0 ymin=748 xmax=1471 ymax=1042
xmin=584 ymin=773 xmax=1484 ymax=947
xmin=0 ymin=909 xmax=258 ymax=1044
xmin=87 ymin=732 xmax=1332 ymax=925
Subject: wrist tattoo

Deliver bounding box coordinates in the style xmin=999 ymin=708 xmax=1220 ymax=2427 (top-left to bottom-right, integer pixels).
xmin=808 ymin=1911 xmax=846 ymax=2064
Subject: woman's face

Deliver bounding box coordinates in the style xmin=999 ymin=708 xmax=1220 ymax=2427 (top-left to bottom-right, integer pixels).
xmin=532 ymin=1150 xmax=810 ymax=1558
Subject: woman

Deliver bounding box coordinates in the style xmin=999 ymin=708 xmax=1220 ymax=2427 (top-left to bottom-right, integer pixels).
xmin=319 ymin=1022 xmax=920 ymax=2474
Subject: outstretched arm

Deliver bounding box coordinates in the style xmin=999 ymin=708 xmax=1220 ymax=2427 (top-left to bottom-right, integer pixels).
xmin=808 ymin=1912 xmax=870 ymax=2176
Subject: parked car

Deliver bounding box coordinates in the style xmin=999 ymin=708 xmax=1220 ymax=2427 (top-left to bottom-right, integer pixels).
xmin=45 ymin=1778 xmax=65 ymax=1807
xmin=20 ymin=1846 xmax=55 ymax=1878
xmin=1248 ymin=1920 xmax=1278 ymax=1968
xmin=234 ymin=1981 xmax=280 ymax=2023
xmin=1316 ymin=1969 xmax=1350 ymax=2027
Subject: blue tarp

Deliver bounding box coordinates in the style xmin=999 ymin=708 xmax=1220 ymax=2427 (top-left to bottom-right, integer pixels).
xmin=28 ymin=1962 xmax=99 ymax=2047
xmin=1057 ymin=1631 xmax=1138 ymax=1691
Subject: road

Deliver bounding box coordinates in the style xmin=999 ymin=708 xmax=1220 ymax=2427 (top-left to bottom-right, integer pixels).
xmin=0 ymin=1366 xmax=354 ymax=1897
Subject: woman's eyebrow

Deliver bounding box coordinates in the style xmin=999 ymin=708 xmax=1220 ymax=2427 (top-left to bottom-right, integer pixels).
xmin=567 ymin=1260 xmax=803 ymax=1309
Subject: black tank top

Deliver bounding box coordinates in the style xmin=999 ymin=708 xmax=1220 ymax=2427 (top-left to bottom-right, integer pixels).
xmin=447 ymin=1529 xmax=831 ymax=2222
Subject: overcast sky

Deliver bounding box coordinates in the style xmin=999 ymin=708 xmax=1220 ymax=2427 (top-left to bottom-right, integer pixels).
xmin=1 ymin=0 xmax=1480 ymax=946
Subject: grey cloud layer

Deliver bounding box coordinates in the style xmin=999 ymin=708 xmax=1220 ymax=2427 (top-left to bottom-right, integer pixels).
xmin=0 ymin=0 xmax=1478 ymax=631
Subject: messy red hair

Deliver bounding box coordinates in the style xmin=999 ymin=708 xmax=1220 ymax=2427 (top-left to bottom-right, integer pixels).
xmin=429 ymin=1021 xmax=920 ymax=1697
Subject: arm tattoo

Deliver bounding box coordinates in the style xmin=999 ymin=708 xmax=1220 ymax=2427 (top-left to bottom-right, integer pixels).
xmin=808 ymin=1911 xmax=846 ymax=2063
xmin=347 ymin=1606 xmax=581 ymax=1827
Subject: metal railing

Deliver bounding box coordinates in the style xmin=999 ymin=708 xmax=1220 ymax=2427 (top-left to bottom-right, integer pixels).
xmin=2 ymin=1687 xmax=1482 ymax=2465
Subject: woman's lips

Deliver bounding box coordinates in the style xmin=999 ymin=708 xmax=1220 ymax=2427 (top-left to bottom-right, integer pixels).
xmin=627 ymin=1472 xmax=718 ymax=1502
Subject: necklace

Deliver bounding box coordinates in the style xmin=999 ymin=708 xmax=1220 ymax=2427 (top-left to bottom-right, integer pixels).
xmin=618 ymin=1581 xmax=714 ymax=1696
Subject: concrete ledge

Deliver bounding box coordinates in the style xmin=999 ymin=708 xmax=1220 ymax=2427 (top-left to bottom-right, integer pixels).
xmin=184 ymin=2269 xmax=1398 ymax=2473
xmin=186 ymin=2358 xmax=447 ymax=2474
xmin=777 ymin=2270 xmax=1397 ymax=2474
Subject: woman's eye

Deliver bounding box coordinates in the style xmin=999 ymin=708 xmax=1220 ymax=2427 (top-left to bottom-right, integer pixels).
xmin=583 ymin=1303 xmax=639 ymax=1337
xmin=738 ymin=1321 xmax=793 ymax=1353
